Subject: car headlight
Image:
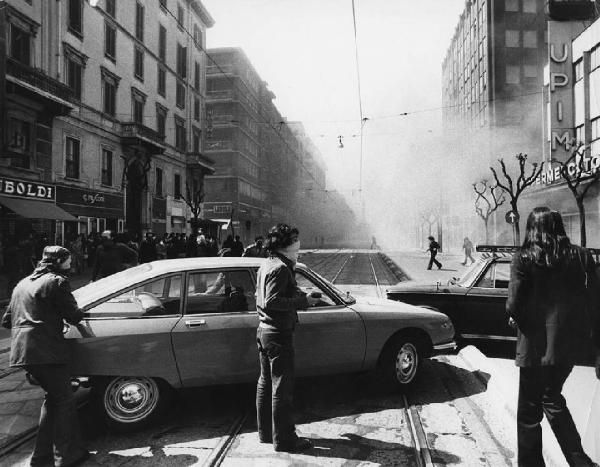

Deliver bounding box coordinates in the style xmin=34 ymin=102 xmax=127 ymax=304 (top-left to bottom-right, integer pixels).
xmin=439 ymin=320 xmax=453 ymax=330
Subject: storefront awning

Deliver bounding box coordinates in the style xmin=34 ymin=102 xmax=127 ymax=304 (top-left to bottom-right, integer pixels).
xmin=0 ymin=196 xmax=77 ymax=221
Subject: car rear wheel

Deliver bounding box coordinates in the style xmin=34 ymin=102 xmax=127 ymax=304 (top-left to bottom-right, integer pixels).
xmin=92 ymin=376 xmax=172 ymax=431
xmin=379 ymin=335 xmax=422 ymax=390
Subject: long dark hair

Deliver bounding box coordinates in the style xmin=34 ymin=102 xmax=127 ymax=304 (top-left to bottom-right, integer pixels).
xmin=520 ymin=207 xmax=572 ymax=268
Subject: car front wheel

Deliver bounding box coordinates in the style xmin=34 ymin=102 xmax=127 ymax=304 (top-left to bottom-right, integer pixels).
xmin=379 ymin=336 xmax=422 ymax=390
xmin=92 ymin=376 xmax=172 ymax=431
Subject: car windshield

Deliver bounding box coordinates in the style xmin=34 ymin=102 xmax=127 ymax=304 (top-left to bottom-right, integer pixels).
xmin=73 ymin=263 xmax=153 ymax=306
xmin=302 ymin=267 xmax=354 ymax=304
xmin=456 ymin=259 xmax=487 ymax=288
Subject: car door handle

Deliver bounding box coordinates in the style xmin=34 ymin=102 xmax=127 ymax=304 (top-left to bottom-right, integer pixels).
xmin=185 ymin=319 xmax=206 ymax=328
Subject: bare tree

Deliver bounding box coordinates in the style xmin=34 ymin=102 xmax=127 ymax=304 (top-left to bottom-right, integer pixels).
xmin=551 ymin=143 xmax=600 ymax=247
xmin=472 ymin=180 xmax=506 ymax=244
xmin=490 ymin=153 xmax=544 ymax=245
xmin=180 ymin=179 xmax=205 ymax=231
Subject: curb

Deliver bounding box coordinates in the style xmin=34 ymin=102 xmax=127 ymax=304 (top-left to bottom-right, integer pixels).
xmin=377 ymin=252 xmax=411 ymax=282
xmin=456 ymin=346 xmax=567 ymax=467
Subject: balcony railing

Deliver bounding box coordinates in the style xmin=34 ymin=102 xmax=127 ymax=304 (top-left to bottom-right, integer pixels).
xmin=207 ymin=90 xmax=234 ymax=100
xmin=212 ymin=114 xmax=235 ymax=124
xmin=207 ymin=64 xmax=235 ymax=75
xmin=121 ymin=123 xmax=165 ymax=153
xmin=6 ymin=57 xmax=74 ymax=103
xmin=204 ymin=140 xmax=234 ymax=151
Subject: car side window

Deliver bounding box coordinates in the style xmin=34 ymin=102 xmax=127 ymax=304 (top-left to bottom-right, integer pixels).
xmin=475 ymin=264 xmax=494 ymax=288
xmin=295 ymin=271 xmax=336 ymax=307
xmin=185 ymin=269 xmax=256 ymax=314
xmin=86 ymin=275 xmax=182 ymax=318
xmin=474 ymin=262 xmax=510 ymax=289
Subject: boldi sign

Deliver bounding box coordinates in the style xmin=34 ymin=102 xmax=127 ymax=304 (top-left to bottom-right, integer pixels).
xmin=0 ymin=177 xmax=55 ymax=201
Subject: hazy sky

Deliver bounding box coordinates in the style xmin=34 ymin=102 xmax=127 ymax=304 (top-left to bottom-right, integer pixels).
xmin=202 ymin=0 xmax=468 ymax=244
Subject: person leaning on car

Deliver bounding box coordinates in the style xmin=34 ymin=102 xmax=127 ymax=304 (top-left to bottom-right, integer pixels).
xmin=506 ymin=207 xmax=600 ymax=467
xmin=255 ymin=223 xmax=320 ymax=453
xmin=1 ymin=246 xmax=89 ymax=467
xmin=91 ymin=230 xmax=138 ymax=281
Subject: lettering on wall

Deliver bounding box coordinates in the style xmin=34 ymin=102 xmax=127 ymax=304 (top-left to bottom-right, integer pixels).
xmin=0 ymin=178 xmax=55 ymax=201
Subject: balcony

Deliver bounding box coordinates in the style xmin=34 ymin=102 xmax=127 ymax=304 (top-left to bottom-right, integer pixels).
xmin=207 ymin=64 xmax=235 ymax=75
xmin=121 ymin=123 xmax=166 ymax=154
xmin=186 ymin=152 xmax=215 ymax=174
xmin=207 ymin=90 xmax=234 ymax=100
xmin=6 ymin=57 xmax=74 ymax=114
xmin=204 ymin=140 xmax=234 ymax=151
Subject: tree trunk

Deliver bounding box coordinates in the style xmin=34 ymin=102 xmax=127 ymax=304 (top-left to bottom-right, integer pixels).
xmin=484 ymin=218 xmax=489 ymax=244
xmin=512 ymin=202 xmax=520 ymax=246
xmin=578 ymin=198 xmax=587 ymax=247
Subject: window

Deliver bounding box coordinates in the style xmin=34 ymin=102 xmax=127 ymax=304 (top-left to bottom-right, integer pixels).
xmin=176 ymin=82 xmax=185 ymax=109
xmin=131 ymin=88 xmax=146 ymax=124
xmin=10 ymin=24 xmax=30 ymax=65
xmin=177 ymin=4 xmax=184 ymax=29
xmin=295 ymin=271 xmax=337 ymax=307
xmin=592 ymin=47 xmax=600 ymax=71
xmin=506 ymin=65 xmax=520 ymax=84
xmin=7 ymin=117 xmax=32 ymax=157
xmin=192 ymin=128 xmax=200 ymax=152
xmin=174 ymin=174 xmax=181 ymax=199
xmin=86 ymin=275 xmax=182 ymax=317
xmin=523 ymin=30 xmax=537 ymax=48
xmin=176 ymin=43 xmax=187 ymax=78
xmin=102 ymin=148 xmax=113 ymax=186
xmin=193 ymin=24 xmax=202 ymax=49
xmin=135 ymin=2 xmax=144 ymax=42
xmin=68 ymin=0 xmax=83 ymax=37
xmin=156 ymin=104 xmax=167 ymax=137
xmin=194 ymin=61 xmax=200 ymax=90
xmin=522 ymin=0 xmax=536 ymax=13
xmin=134 ymin=47 xmax=144 ymax=81
xmin=158 ymin=25 xmax=166 ymax=61
xmin=156 ymin=167 xmax=163 ymax=197
xmin=106 ymin=0 xmax=116 ymax=17
xmin=157 ymin=65 xmax=166 ymax=96
xmin=185 ymin=270 xmax=256 ymax=314
xmin=523 ymin=64 xmax=537 ymax=78
xmin=175 ymin=117 xmax=186 ymax=151
xmin=104 ymin=22 xmax=116 ymax=61
xmin=505 ymin=0 xmax=518 ymax=11
xmin=475 ymin=262 xmax=510 ymax=289
xmin=576 ymin=124 xmax=585 ymax=144
xmin=101 ymin=67 xmax=120 ymax=116
xmin=66 ymin=56 xmax=83 ymax=100
xmin=575 ymin=60 xmax=583 ymax=81
xmin=65 ymin=136 xmax=80 ymax=179
xmin=592 ymin=117 xmax=600 ymax=141
xmin=194 ymin=97 xmax=200 ymax=121
xmin=505 ymin=30 xmax=519 ymax=48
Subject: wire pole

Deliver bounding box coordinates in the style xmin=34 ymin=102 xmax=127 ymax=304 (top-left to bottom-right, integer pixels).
xmin=352 ymin=0 xmax=365 ymax=222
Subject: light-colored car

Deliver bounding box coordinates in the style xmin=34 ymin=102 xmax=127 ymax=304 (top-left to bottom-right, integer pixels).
xmin=68 ymin=257 xmax=455 ymax=430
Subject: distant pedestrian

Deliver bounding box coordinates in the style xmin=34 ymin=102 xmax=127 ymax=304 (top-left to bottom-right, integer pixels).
xmin=255 ymin=223 xmax=320 ymax=453
xmin=92 ymin=230 xmax=138 ymax=281
xmin=1 ymin=246 xmax=90 ymax=466
xmin=232 ymin=235 xmax=244 ymax=257
xmin=243 ymin=236 xmax=268 ymax=258
xmin=139 ymin=233 xmax=158 ymax=263
xmin=461 ymin=237 xmax=475 ymax=266
xmin=506 ymin=207 xmax=600 ymax=466
xmin=426 ymin=236 xmax=442 ymax=270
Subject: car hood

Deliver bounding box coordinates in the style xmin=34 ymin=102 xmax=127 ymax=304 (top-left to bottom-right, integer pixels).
xmin=350 ymin=294 xmax=447 ymax=321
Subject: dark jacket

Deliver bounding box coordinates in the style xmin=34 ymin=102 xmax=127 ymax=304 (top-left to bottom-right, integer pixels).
xmin=506 ymin=245 xmax=600 ymax=367
xmin=256 ymin=253 xmax=309 ymax=331
xmin=92 ymin=241 xmax=138 ymax=280
xmin=242 ymin=243 xmax=268 ymax=258
xmin=1 ymin=270 xmax=84 ymax=366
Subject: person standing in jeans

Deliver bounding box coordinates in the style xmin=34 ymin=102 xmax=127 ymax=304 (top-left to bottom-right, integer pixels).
xmin=255 ymin=223 xmax=320 ymax=453
xmin=507 ymin=207 xmax=600 ymax=466
xmin=2 ymin=246 xmax=89 ymax=467
xmin=426 ymin=236 xmax=443 ymax=270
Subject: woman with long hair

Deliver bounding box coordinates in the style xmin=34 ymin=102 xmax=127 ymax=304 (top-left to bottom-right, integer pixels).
xmin=507 ymin=207 xmax=600 ymax=466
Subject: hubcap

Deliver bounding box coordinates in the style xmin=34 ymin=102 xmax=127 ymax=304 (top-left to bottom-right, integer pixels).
xmin=395 ymin=343 xmax=418 ymax=384
xmin=104 ymin=377 xmax=160 ymax=423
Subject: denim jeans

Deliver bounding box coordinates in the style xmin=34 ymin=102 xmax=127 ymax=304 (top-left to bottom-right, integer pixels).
xmin=256 ymin=327 xmax=297 ymax=448
xmin=518 ymin=366 xmax=594 ymax=467
xmin=25 ymin=364 xmax=87 ymax=467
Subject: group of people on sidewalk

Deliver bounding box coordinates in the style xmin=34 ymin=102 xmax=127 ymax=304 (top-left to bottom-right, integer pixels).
xmin=1 ymin=210 xmax=600 ymax=465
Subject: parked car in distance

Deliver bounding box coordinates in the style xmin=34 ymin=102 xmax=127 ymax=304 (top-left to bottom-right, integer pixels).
xmin=67 ymin=257 xmax=456 ymax=430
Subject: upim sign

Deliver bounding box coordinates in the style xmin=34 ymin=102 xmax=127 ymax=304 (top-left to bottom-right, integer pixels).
xmin=0 ymin=177 xmax=55 ymax=201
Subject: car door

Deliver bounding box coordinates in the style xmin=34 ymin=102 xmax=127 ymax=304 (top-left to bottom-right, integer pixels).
xmin=170 ymin=267 xmax=260 ymax=387
xmin=294 ymin=269 xmax=366 ymax=376
xmin=67 ymin=274 xmax=184 ymax=387
xmin=462 ymin=260 xmax=515 ymax=340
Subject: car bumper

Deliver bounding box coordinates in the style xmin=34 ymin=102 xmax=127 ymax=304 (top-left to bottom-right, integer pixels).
xmin=433 ymin=341 xmax=457 ymax=352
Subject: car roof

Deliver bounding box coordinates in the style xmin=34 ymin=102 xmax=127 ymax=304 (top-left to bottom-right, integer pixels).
xmin=143 ymin=256 xmax=267 ymax=274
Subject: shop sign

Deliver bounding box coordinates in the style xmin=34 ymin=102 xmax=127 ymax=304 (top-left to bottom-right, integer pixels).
xmin=0 ymin=177 xmax=55 ymax=201
xmin=56 ymin=186 xmax=123 ymax=210
xmin=535 ymin=153 xmax=600 ymax=185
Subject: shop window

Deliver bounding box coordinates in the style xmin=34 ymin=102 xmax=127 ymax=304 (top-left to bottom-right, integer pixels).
xmin=135 ymin=2 xmax=144 ymax=42
xmin=158 ymin=24 xmax=166 ymax=61
xmin=106 ymin=0 xmax=116 ymax=18
xmin=174 ymin=174 xmax=181 ymax=199
xmin=157 ymin=65 xmax=166 ymax=97
xmin=102 ymin=148 xmax=113 ymax=186
xmin=68 ymin=0 xmax=83 ymax=38
xmin=134 ymin=47 xmax=144 ymax=81
xmin=523 ymin=30 xmax=537 ymax=48
xmin=156 ymin=167 xmax=163 ymax=197
xmin=505 ymin=30 xmax=520 ymax=48
xmin=105 ymin=22 xmax=116 ymax=62
xmin=10 ymin=24 xmax=31 ymax=65
xmin=65 ymin=136 xmax=81 ymax=179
